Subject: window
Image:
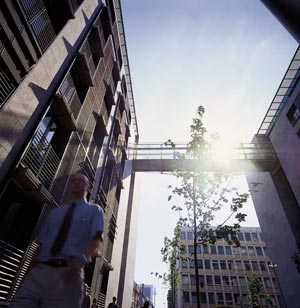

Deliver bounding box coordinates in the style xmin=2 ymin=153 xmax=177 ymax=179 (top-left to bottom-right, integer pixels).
xmin=248 ymin=246 xmax=255 ymax=255
xmin=205 ymin=260 xmax=211 ymax=269
xmin=180 ymin=232 xmax=186 ymax=240
xmin=197 ymin=259 xmax=203 ymax=269
xmin=225 ymin=293 xmax=233 ymax=305
xmin=214 ymin=275 xmax=221 ymax=285
xmin=212 ymin=260 xmax=219 ymax=270
xmin=199 ymin=275 xmax=205 ymax=288
xmin=217 ymin=246 xmax=224 ymax=254
xmin=252 ymin=232 xmax=259 ymax=241
xmin=264 ymin=277 xmax=272 ymax=288
xmin=237 ymin=232 xmax=244 ymax=241
xmin=182 ymin=274 xmax=189 ymax=285
xmin=210 ymin=245 xmax=217 ymax=254
xmin=203 ymin=245 xmax=209 ymax=254
xmin=240 ymin=246 xmax=247 ymax=255
xmin=191 ymin=292 xmax=197 ymax=303
xmin=244 ymin=261 xmax=251 ymax=271
xmin=287 ymin=103 xmax=300 ymax=126
xmin=259 ymin=261 xmax=267 ymax=271
xmin=256 ymin=247 xmax=263 ymax=256
xmin=239 ymin=276 xmax=246 ymax=286
xmin=208 ymin=293 xmax=215 ymax=304
xmin=230 ymin=276 xmax=237 ymax=286
xmin=223 ymin=275 xmax=230 ymax=285
xmin=244 ymin=233 xmax=251 ymax=241
xmin=183 ymin=291 xmax=189 ymax=303
xmin=233 ymin=246 xmax=240 ymax=254
xmin=217 ymin=293 xmax=224 ymax=304
xmin=190 ymin=275 xmax=196 ymax=285
xmin=220 ymin=260 xmax=227 ymax=270
xmin=206 ymin=275 xmax=213 ymax=285
xmin=188 ymin=245 xmax=194 ymax=254
xmin=252 ymin=261 xmax=259 ymax=271
xmin=182 ymin=260 xmax=188 ymax=268
xmin=228 ymin=260 xmax=233 ymax=270
xmin=225 ymin=246 xmax=232 ymax=255
xmin=235 ymin=260 xmax=243 ymax=271
xmin=189 ymin=260 xmax=195 ymax=268
xmin=200 ymin=293 xmax=207 ymax=303
xmin=187 ymin=232 xmax=193 ymax=240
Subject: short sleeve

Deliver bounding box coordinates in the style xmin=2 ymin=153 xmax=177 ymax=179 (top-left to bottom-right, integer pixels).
xmin=89 ymin=205 xmax=104 ymax=241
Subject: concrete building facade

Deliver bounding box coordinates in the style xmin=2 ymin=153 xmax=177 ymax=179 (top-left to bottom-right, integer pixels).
xmin=246 ymin=46 xmax=300 ymax=308
xmin=0 ymin=1 xmax=138 ymax=307
xmin=177 ymin=227 xmax=285 ymax=308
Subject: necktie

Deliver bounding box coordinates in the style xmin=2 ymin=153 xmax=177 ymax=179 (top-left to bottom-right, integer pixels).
xmin=50 ymin=202 xmax=76 ymax=256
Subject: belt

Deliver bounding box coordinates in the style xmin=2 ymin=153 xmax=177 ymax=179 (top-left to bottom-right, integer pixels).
xmin=42 ymin=259 xmax=69 ymax=267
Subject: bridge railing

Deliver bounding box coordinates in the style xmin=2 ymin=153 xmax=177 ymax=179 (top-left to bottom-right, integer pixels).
xmin=127 ymin=142 xmax=277 ymax=161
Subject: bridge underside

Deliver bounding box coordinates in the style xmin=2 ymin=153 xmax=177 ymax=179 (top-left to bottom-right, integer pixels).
xmin=132 ymin=158 xmax=279 ymax=173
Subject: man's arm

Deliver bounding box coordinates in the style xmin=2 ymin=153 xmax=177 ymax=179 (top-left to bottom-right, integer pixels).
xmin=82 ymin=232 xmax=103 ymax=262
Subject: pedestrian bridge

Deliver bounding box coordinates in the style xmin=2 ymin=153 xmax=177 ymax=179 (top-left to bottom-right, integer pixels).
xmin=127 ymin=142 xmax=279 ymax=173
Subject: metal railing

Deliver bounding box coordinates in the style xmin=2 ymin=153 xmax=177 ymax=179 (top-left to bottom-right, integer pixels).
xmin=127 ymin=141 xmax=278 ymax=161
xmin=20 ymin=128 xmax=60 ymax=189
xmin=0 ymin=241 xmax=24 ymax=303
xmin=0 ymin=69 xmax=16 ymax=108
xmin=58 ymin=73 xmax=82 ymax=119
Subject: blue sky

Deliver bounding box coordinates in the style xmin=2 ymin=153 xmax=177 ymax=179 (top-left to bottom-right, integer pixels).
xmin=122 ymin=1 xmax=298 ymax=307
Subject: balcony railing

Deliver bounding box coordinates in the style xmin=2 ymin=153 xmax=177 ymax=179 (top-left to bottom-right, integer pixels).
xmin=0 ymin=69 xmax=16 ymax=108
xmin=57 ymin=73 xmax=82 ymax=119
xmin=0 ymin=241 xmax=24 ymax=303
xmin=20 ymin=128 xmax=60 ymax=189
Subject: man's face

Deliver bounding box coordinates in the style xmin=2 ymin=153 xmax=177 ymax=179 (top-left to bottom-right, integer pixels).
xmin=68 ymin=173 xmax=90 ymax=197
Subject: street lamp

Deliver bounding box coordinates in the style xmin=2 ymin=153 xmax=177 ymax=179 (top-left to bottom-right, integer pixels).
xmin=267 ymin=261 xmax=287 ymax=308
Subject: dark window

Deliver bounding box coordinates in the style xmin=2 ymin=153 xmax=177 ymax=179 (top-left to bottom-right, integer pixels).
xmin=252 ymin=261 xmax=259 ymax=271
xmin=214 ymin=275 xmax=221 ymax=285
xmin=208 ymin=293 xmax=215 ymax=304
xmin=252 ymin=232 xmax=259 ymax=241
xmin=244 ymin=233 xmax=251 ymax=241
xmin=191 ymin=292 xmax=197 ymax=303
xmin=220 ymin=260 xmax=227 ymax=270
xmin=237 ymin=232 xmax=244 ymax=241
xmin=205 ymin=260 xmax=210 ymax=269
xmin=212 ymin=260 xmax=219 ymax=270
xmin=259 ymin=261 xmax=266 ymax=271
xmin=206 ymin=275 xmax=213 ymax=285
xmin=244 ymin=261 xmax=251 ymax=271
xmin=197 ymin=259 xmax=203 ymax=269
xmin=187 ymin=245 xmax=193 ymax=254
xmin=225 ymin=246 xmax=232 ymax=255
xmin=217 ymin=292 xmax=224 ymax=304
xmin=256 ymin=247 xmax=263 ymax=256
xmin=200 ymin=293 xmax=207 ymax=303
xmin=218 ymin=245 xmax=224 ymax=254
xmin=187 ymin=232 xmax=193 ymax=240
xmin=210 ymin=245 xmax=217 ymax=254
xmin=287 ymin=103 xmax=300 ymax=125
xmin=183 ymin=291 xmax=189 ymax=303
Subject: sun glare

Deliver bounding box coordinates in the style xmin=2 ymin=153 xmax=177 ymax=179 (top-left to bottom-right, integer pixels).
xmin=210 ymin=138 xmax=235 ymax=164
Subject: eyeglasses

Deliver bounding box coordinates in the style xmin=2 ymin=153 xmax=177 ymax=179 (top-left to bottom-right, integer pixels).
xmin=69 ymin=179 xmax=89 ymax=184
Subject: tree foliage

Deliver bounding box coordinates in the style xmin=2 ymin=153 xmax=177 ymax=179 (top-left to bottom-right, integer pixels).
xmin=163 ymin=106 xmax=249 ymax=308
xmin=247 ymin=273 xmax=272 ymax=307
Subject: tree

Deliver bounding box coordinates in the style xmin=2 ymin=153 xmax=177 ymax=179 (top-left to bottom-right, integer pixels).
xmin=247 ymin=273 xmax=272 ymax=307
xmin=152 ymin=221 xmax=186 ymax=308
xmin=164 ymin=106 xmax=249 ymax=308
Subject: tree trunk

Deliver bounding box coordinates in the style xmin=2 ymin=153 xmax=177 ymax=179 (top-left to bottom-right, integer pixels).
xmin=193 ymin=176 xmax=201 ymax=308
